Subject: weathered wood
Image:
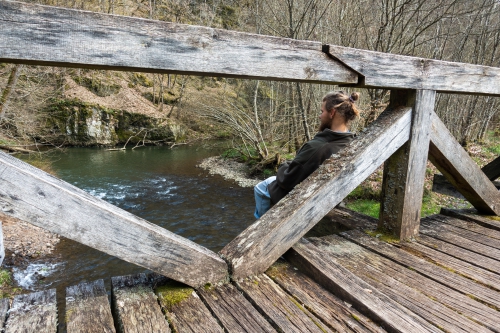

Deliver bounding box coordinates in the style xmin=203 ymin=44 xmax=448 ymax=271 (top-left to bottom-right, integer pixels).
xmin=432 ymin=175 xmax=500 ymax=199
xmin=266 ymin=261 xmax=386 ymax=333
xmin=286 ymin=238 xmax=441 ymax=333
xmin=423 ymin=216 xmax=500 ymax=250
xmin=440 ymin=208 xmax=500 ymax=232
xmin=401 ymin=240 xmax=500 ymax=291
xmin=0 ymin=151 xmax=227 ymax=287
xmin=428 ymin=112 xmax=500 ymax=215
xmin=433 ymin=155 xmax=500 ymax=198
xmin=341 ymin=229 xmax=500 ymax=309
xmin=111 ymin=273 xmax=170 ymax=333
xmin=325 ymin=207 xmax=378 ymax=230
xmin=482 ymin=155 xmax=500 ymax=180
xmin=326 ymin=44 xmax=500 ymax=96
xmin=221 ymin=104 xmax=413 ymax=278
xmin=197 ymin=283 xmax=275 ymax=333
xmin=419 ymin=218 xmax=500 ymax=261
xmin=416 ymin=233 xmax=500 ymax=275
xmin=0 ymin=1 xmax=356 ymax=84
xmin=379 ymin=90 xmax=434 ymax=239
xmin=0 ymin=298 xmax=9 ymax=329
xmin=0 ymin=221 xmax=4 ymax=267
xmin=430 ymin=214 xmax=500 ymax=240
xmin=236 ymin=274 xmax=333 ymax=333
xmin=5 ymin=289 xmax=57 ymax=333
xmin=66 ymin=279 xmax=116 ymax=333
xmin=156 ymin=282 xmax=223 ymax=333
xmin=313 ymin=235 xmax=495 ymax=333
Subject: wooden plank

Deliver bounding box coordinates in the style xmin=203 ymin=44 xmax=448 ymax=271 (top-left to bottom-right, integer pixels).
xmin=266 ymin=261 xmax=386 ymax=333
xmin=440 ymin=208 xmax=500 ymax=232
xmin=341 ymin=229 xmax=500 ymax=309
xmin=482 ymin=156 xmax=500 ymax=180
xmin=379 ymin=90 xmax=435 ymax=239
xmin=66 ymin=279 xmax=116 ymax=333
xmin=0 ymin=151 xmax=228 ymax=288
xmin=111 ymin=273 xmax=170 ymax=333
xmin=155 ymin=281 xmax=223 ymax=333
xmin=0 ymin=298 xmax=9 ymax=329
xmin=221 ymin=103 xmax=413 ymax=278
xmin=0 ymin=1 xmax=356 ymax=84
xmin=430 ymin=214 xmax=500 ymax=240
xmin=325 ymin=44 xmax=500 ymax=96
xmin=325 ymin=207 xmax=378 ymax=230
xmin=311 ymin=235 xmax=492 ymax=333
xmin=235 ymin=274 xmax=333 ymax=333
xmin=400 ymin=240 xmax=500 ymax=291
xmin=432 ymin=175 xmax=500 ymax=199
xmin=419 ymin=218 xmax=500 ymax=261
xmin=5 ymin=289 xmax=57 ymax=333
xmin=197 ymin=283 xmax=275 ymax=333
xmin=416 ymin=233 xmax=500 ymax=275
xmin=286 ymin=238 xmax=442 ymax=333
xmin=428 ymin=112 xmax=500 ymax=215
xmin=422 ymin=216 xmax=500 ymax=250
xmin=0 ymin=221 xmax=4 ymax=267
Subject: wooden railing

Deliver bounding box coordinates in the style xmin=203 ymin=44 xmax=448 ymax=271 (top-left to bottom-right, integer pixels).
xmin=0 ymin=0 xmax=499 ymax=286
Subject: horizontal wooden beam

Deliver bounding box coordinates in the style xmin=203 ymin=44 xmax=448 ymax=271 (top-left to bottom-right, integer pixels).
xmin=221 ymin=104 xmax=412 ymax=278
xmin=325 ymin=45 xmax=500 ymax=96
xmin=429 ymin=113 xmax=500 ymax=215
xmin=0 ymin=152 xmax=227 ymax=288
xmin=0 ymin=1 xmax=357 ymax=84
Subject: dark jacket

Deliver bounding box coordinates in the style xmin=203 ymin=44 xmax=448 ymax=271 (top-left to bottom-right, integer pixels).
xmin=268 ymin=129 xmax=355 ymax=204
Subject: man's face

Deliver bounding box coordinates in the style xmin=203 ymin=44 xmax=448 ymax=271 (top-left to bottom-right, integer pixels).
xmin=319 ymin=101 xmax=333 ymax=131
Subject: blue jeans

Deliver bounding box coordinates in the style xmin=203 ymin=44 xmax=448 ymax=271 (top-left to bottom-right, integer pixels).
xmin=254 ymin=176 xmax=276 ymax=219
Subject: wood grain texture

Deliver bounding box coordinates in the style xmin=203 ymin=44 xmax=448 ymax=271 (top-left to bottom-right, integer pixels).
xmin=286 ymin=238 xmax=441 ymax=333
xmin=432 ymin=214 xmax=500 ymax=240
xmin=313 ymin=235 xmax=493 ymax=333
xmin=400 ymin=240 xmax=500 ymax=291
xmin=482 ymin=156 xmax=500 ymax=180
xmin=326 ymin=44 xmax=500 ymax=95
xmin=197 ymin=283 xmax=275 ymax=333
xmin=66 ymin=279 xmax=116 ymax=333
xmin=416 ymin=233 xmax=500 ymax=275
xmin=235 ymin=274 xmax=333 ymax=333
xmin=0 ymin=298 xmax=9 ymax=329
xmin=379 ymin=90 xmax=434 ymax=239
xmin=0 ymin=1 xmax=356 ymax=84
xmin=429 ymin=112 xmax=500 ymax=215
xmin=341 ymin=229 xmax=500 ymax=310
xmin=221 ymin=104 xmax=413 ymax=278
xmin=0 ymin=151 xmax=228 ymax=287
xmin=5 ymin=289 xmax=57 ymax=333
xmin=156 ymin=287 xmax=223 ymax=333
xmin=0 ymin=221 xmax=4 ymax=267
xmin=266 ymin=261 xmax=386 ymax=333
xmin=440 ymin=208 xmax=500 ymax=232
xmin=111 ymin=273 xmax=170 ymax=333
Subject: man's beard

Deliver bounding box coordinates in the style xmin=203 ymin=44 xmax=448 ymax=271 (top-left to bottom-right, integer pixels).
xmin=318 ymin=118 xmax=332 ymax=132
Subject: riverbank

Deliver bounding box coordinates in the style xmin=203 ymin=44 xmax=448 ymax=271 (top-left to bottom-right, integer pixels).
xmin=197 ymin=156 xmax=260 ymax=188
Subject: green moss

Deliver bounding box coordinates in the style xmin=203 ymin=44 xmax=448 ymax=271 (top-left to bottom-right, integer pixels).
xmin=365 ymin=230 xmax=400 ymax=244
xmin=156 ymin=281 xmax=194 ymax=311
xmin=288 ymin=296 xmax=328 ymax=333
xmin=131 ymin=73 xmax=153 ymax=87
xmin=486 ymin=216 xmax=500 ymax=221
xmin=351 ymin=314 xmax=360 ymax=322
xmin=0 ymin=270 xmax=11 ymax=287
xmin=73 ymin=76 xmax=121 ymax=97
xmin=204 ymin=283 xmax=212 ymax=290
xmin=346 ymin=200 xmax=380 ymax=219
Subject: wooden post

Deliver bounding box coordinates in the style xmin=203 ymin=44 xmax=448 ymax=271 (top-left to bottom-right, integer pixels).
xmin=379 ymin=90 xmax=435 ymax=239
xmin=221 ymin=104 xmax=412 ymax=278
xmin=428 ymin=113 xmax=500 ymax=215
xmin=0 ymin=221 xmax=4 ymax=267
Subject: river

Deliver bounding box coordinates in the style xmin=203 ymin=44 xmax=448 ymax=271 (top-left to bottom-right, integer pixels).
xmin=19 ymin=143 xmax=256 ymax=330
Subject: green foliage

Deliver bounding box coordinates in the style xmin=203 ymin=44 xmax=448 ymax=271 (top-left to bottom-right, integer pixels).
xmin=217 ymin=5 xmax=239 ymax=29
xmin=347 ymin=185 xmax=380 ymax=201
xmin=73 ymin=76 xmax=121 ymax=97
xmin=346 ymin=200 xmax=380 ymax=219
xmin=156 ymin=281 xmax=193 ymax=311
xmin=0 ymin=270 xmax=11 ymax=288
xmin=130 ymin=73 xmax=153 ymax=87
xmin=142 ymin=92 xmax=179 ymax=105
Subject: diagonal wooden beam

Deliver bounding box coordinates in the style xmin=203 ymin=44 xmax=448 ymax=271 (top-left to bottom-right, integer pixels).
xmin=379 ymin=90 xmax=435 ymax=239
xmin=0 ymin=1 xmax=357 ymax=84
xmin=221 ymin=104 xmax=412 ymax=278
xmin=482 ymin=156 xmax=500 ymax=180
xmin=0 ymin=152 xmax=227 ymax=288
xmin=325 ymin=45 xmax=500 ymax=96
xmin=429 ymin=113 xmax=500 ymax=215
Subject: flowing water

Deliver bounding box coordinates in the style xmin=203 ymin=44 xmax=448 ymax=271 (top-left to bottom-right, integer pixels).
xmin=17 ymin=143 xmax=256 ymax=330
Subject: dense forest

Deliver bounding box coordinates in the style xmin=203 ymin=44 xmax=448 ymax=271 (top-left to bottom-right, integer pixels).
xmin=1 ymin=0 xmax=499 ymax=161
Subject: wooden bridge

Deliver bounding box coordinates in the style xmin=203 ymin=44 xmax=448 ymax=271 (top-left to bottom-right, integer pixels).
xmin=0 ymin=1 xmax=499 ymax=332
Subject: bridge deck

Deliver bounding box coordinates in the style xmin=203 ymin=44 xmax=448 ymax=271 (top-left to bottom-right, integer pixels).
xmin=2 ymin=209 xmax=500 ymax=332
